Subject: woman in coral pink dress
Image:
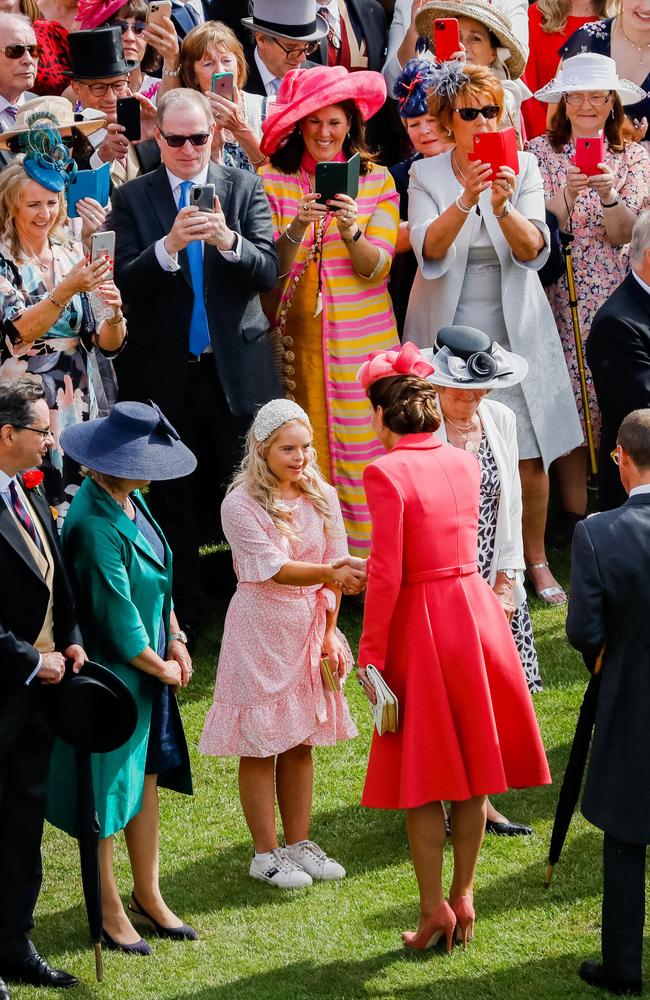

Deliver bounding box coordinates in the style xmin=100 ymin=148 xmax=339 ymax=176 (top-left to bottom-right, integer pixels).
xmin=356 ymin=340 xmax=551 ymax=953
xmin=200 ymin=399 xmax=360 ymax=890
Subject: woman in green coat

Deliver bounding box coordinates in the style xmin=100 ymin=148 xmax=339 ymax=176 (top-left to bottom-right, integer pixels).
xmin=47 ymin=401 xmax=197 ymax=954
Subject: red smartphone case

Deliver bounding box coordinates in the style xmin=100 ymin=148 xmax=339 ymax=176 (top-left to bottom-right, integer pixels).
xmin=468 ymin=127 xmax=519 ymax=182
xmin=434 ymin=18 xmax=460 ymax=62
xmin=573 ymin=133 xmax=605 ymax=176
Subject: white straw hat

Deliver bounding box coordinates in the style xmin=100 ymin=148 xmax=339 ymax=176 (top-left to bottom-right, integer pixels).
xmin=534 ymin=53 xmax=645 ymax=106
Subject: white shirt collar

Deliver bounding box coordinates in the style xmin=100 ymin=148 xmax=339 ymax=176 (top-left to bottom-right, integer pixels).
xmin=629 ymin=483 xmax=650 ymax=497
xmin=0 ymin=92 xmax=26 ymax=113
xmin=165 ymin=164 xmax=210 ymax=199
xmin=632 ymin=270 xmax=650 ymax=297
xmin=254 ymin=48 xmax=282 ymax=95
xmin=0 ymin=468 xmax=15 ymax=493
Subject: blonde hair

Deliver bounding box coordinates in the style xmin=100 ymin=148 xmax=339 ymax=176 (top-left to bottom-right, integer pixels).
xmin=537 ymin=0 xmax=615 ymax=34
xmin=180 ymin=21 xmax=248 ymax=90
xmin=228 ymin=418 xmax=334 ymax=540
xmin=0 ymin=159 xmax=67 ymax=260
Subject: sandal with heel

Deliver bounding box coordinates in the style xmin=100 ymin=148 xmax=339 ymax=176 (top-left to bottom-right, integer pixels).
xmin=525 ymin=562 xmax=567 ymax=606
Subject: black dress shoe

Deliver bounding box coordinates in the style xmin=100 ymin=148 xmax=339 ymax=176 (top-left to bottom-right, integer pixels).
xmin=485 ymin=819 xmax=533 ymax=837
xmin=0 ymin=974 xmax=10 ymax=999
xmin=579 ymin=960 xmax=642 ymax=995
xmin=2 ymin=953 xmax=78 ymax=988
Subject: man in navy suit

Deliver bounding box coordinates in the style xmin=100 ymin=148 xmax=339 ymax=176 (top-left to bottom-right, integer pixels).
xmin=568 ymin=408 xmax=650 ymax=996
xmin=0 ymin=379 xmax=85 ymax=999
xmin=587 ymin=212 xmax=650 ymax=511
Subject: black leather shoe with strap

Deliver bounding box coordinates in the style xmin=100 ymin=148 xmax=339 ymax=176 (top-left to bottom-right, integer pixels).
xmin=1 ymin=953 xmax=78 ymax=989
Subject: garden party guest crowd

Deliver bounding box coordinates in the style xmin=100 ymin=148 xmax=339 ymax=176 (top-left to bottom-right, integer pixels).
xmin=2 ymin=0 xmax=650 ymax=995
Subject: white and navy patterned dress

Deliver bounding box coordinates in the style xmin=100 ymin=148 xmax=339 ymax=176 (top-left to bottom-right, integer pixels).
xmin=477 ymin=436 xmax=542 ymax=693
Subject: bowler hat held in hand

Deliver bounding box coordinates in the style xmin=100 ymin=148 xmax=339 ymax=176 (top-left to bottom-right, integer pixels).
xmin=46 ymin=660 xmax=137 ymax=754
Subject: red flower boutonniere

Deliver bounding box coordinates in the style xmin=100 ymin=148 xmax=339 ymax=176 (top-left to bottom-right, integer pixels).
xmin=22 ymin=469 xmax=44 ymax=490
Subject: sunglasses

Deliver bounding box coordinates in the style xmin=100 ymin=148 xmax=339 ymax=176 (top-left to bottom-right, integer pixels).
xmin=112 ymin=18 xmax=147 ymax=34
xmin=453 ymin=104 xmax=501 ymax=121
xmin=159 ymin=131 xmax=210 ymax=147
xmin=2 ymin=43 xmax=42 ymax=59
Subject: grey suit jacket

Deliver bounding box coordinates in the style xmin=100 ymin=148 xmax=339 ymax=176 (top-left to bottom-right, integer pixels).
xmin=110 ymin=162 xmax=281 ymax=421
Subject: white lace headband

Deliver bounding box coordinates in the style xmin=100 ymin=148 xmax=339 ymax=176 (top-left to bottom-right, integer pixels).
xmin=252 ymin=399 xmax=311 ymax=442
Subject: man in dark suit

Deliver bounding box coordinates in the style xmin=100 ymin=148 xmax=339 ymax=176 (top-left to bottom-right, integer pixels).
xmin=567 ymin=407 xmax=650 ymax=997
xmin=111 ymin=87 xmax=280 ymax=640
xmin=0 ymin=13 xmax=38 ymax=170
xmin=169 ymin=0 xmax=250 ymax=44
xmin=0 ymin=379 xmax=85 ymax=999
xmin=241 ymin=0 xmax=326 ymax=97
xmin=587 ymin=212 xmax=650 ymax=511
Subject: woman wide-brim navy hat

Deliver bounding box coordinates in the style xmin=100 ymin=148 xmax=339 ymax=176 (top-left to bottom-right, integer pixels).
xmin=60 ymin=400 xmax=197 ymax=481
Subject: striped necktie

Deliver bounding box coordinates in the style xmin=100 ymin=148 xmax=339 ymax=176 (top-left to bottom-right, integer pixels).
xmin=9 ymin=480 xmax=41 ymax=549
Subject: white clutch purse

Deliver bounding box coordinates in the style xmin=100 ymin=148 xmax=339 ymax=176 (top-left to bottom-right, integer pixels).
xmin=365 ymin=665 xmax=399 ymax=735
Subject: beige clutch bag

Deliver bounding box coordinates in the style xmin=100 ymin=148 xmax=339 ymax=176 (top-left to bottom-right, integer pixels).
xmin=365 ymin=665 xmax=399 ymax=735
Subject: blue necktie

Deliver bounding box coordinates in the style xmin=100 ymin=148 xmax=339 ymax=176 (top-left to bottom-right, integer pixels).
xmin=180 ymin=179 xmax=210 ymax=358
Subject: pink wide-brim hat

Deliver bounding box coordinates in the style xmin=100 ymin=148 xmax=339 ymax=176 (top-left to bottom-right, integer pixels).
xmin=77 ymin=0 xmax=125 ymax=30
xmin=260 ymin=66 xmax=387 ymax=157
xmin=358 ymin=342 xmax=435 ymax=391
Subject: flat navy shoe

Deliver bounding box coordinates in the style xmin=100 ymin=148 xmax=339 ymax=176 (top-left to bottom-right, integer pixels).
xmin=485 ymin=819 xmax=533 ymax=837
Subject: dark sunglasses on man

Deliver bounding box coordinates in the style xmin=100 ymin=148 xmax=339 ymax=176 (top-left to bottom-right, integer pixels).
xmin=454 ymin=104 xmax=501 ymax=121
xmin=2 ymin=44 xmax=42 ymax=59
xmin=159 ymin=132 xmax=210 ymax=147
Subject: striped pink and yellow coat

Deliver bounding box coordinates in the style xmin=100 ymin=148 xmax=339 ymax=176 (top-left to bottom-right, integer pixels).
xmin=261 ymin=163 xmax=400 ymax=557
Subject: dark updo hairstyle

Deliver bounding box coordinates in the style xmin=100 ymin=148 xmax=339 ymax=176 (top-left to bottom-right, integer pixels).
xmin=368 ymin=374 xmax=440 ymax=435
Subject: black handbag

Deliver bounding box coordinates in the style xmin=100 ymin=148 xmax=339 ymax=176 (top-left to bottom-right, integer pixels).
xmin=538 ymin=210 xmax=566 ymax=288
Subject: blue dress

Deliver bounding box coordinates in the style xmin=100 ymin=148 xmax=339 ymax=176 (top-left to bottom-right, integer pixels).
xmin=560 ymin=19 xmax=650 ymax=127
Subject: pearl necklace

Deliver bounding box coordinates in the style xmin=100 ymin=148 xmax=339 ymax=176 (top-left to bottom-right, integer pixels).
xmin=445 ymin=414 xmax=481 ymax=454
xmin=619 ymin=19 xmax=650 ymax=68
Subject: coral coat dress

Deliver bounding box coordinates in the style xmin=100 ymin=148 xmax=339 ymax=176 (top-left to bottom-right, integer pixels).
xmin=359 ymin=434 xmax=551 ymax=810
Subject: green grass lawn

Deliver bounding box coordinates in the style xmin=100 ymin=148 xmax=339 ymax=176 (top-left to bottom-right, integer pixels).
xmin=27 ymin=552 xmax=636 ymax=1000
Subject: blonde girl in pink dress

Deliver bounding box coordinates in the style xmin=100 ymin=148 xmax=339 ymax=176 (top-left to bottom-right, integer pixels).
xmin=200 ymin=400 xmax=361 ymax=889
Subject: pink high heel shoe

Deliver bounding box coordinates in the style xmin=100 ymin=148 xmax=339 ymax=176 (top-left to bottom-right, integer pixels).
xmin=449 ymin=895 xmax=475 ymax=950
xmin=402 ymin=900 xmax=456 ymax=953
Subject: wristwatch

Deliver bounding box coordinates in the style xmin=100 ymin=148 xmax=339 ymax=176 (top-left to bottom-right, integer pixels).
xmin=494 ymin=200 xmax=512 ymax=220
xmin=499 ymin=568 xmax=517 ymax=580
xmin=168 ymin=630 xmax=188 ymax=645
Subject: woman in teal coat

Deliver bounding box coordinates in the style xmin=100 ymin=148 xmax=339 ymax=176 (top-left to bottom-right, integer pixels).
xmin=47 ymin=401 xmax=197 ymax=954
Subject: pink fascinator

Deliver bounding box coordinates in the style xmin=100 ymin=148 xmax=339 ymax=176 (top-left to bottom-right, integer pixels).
xmin=358 ymin=342 xmax=435 ymax=391
xmin=77 ymin=0 xmax=125 ymax=30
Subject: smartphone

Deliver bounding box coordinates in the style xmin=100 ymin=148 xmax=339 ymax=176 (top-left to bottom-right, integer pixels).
xmin=147 ymin=0 xmax=171 ymax=25
xmin=66 ymin=162 xmax=110 ymax=219
xmin=116 ymin=96 xmax=141 ymax=142
xmin=434 ymin=18 xmax=461 ymax=63
xmin=190 ymin=183 xmax=215 ymax=212
xmin=314 ymin=153 xmax=361 ymax=208
xmin=90 ymin=230 xmax=116 ymax=278
xmin=468 ymin=127 xmax=519 ymax=182
xmin=211 ymin=71 xmax=234 ymax=101
xmin=574 ymin=133 xmax=605 ymax=176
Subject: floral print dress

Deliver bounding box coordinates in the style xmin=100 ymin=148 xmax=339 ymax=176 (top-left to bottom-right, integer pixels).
xmin=526 ymin=135 xmax=650 ymax=442
xmin=0 ymin=237 xmax=119 ymax=523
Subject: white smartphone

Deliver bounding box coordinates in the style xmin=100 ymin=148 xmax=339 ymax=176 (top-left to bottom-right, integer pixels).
xmin=147 ymin=0 xmax=172 ymax=25
xmin=90 ymin=230 xmax=116 ymax=278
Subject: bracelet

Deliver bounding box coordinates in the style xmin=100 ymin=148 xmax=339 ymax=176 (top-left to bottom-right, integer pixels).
xmin=105 ymin=311 xmax=124 ymax=326
xmin=455 ymin=194 xmax=472 ymax=215
xmin=493 ymin=201 xmax=512 ymax=220
xmin=341 ymin=227 xmax=362 ymax=243
xmin=48 ymin=290 xmax=67 ymax=310
xmin=163 ymin=66 xmax=181 ymax=77
xmin=248 ymin=154 xmax=266 ymax=167
xmin=284 ymin=224 xmax=303 ymax=245
xmin=600 ymin=197 xmax=619 ymax=208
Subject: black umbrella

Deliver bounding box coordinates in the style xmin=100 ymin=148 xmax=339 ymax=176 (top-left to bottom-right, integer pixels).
xmin=49 ymin=661 xmax=137 ymax=980
xmin=544 ymin=648 xmax=604 ymax=888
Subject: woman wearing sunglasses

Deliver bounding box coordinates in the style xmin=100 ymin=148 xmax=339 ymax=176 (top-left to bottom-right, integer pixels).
xmin=527 ymin=54 xmax=650 ymax=547
xmin=406 ymin=62 xmax=582 ymax=606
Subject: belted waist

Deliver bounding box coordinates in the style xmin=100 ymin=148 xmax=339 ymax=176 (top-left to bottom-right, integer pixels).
xmin=404 ymin=562 xmax=478 ymax=585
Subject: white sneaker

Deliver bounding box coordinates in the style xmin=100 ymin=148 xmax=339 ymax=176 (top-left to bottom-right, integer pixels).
xmin=284 ymin=840 xmax=346 ymax=881
xmin=249 ymin=848 xmax=313 ymax=889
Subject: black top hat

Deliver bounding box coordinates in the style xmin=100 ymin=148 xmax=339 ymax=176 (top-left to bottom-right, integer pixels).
xmin=47 ymin=660 xmax=138 ymax=754
xmin=65 ymin=27 xmax=137 ymax=79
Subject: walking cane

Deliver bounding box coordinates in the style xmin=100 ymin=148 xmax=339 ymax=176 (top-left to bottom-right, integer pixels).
xmin=559 ymin=230 xmax=598 ymax=476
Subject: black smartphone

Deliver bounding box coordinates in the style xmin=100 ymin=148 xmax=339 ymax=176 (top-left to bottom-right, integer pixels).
xmin=116 ymin=96 xmax=141 ymax=142
xmin=190 ymin=183 xmax=215 ymax=212
xmin=314 ymin=153 xmax=360 ymax=208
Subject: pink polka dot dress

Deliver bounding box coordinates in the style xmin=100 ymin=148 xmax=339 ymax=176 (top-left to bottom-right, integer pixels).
xmin=199 ymin=484 xmax=358 ymax=758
